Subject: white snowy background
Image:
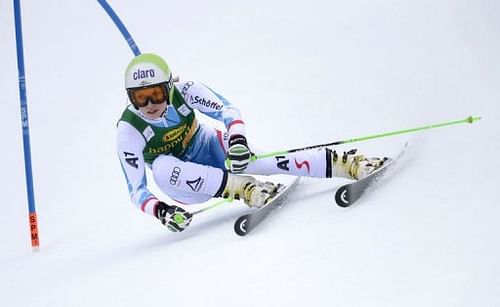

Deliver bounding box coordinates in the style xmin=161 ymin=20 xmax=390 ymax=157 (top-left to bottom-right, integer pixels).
xmin=1 ymin=0 xmax=499 ymax=306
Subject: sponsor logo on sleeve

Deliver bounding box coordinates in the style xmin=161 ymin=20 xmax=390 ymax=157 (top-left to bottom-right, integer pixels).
xmin=124 ymin=152 xmax=139 ymax=169
xmin=190 ymin=95 xmax=223 ymax=111
xmin=181 ymin=81 xmax=194 ymax=97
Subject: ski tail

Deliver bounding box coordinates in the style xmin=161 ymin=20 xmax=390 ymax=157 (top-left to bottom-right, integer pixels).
xmin=335 ymin=142 xmax=409 ymax=207
xmin=234 ymin=177 xmax=300 ymax=236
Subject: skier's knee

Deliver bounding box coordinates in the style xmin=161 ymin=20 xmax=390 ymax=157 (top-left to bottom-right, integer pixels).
xmin=152 ymin=155 xmax=183 ymax=188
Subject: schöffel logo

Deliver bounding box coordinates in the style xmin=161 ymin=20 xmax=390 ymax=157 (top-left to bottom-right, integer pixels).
xmin=133 ymin=69 xmax=156 ymax=80
xmin=191 ymin=96 xmax=223 ymax=111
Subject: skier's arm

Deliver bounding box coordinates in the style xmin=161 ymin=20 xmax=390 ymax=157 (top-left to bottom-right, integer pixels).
xmin=177 ymin=81 xmax=251 ymax=172
xmin=116 ymin=121 xmax=159 ymax=216
xmin=177 ymin=81 xmax=246 ymax=138
xmin=117 ymin=121 xmax=193 ymax=232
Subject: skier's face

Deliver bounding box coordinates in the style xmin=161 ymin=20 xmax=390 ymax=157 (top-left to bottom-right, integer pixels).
xmin=138 ymin=100 xmax=167 ymax=119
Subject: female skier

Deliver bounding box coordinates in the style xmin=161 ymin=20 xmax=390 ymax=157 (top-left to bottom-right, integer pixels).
xmin=117 ymin=53 xmax=385 ymax=232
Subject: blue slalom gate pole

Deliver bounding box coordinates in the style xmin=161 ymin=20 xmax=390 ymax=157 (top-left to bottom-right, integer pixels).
xmin=13 ymin=0 xmax=40 ymax=250
xmin=97 ymin=0 xmax=141 ymax=56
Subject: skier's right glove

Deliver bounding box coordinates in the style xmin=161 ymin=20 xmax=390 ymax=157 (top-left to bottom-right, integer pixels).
xmin=155 ymin=201 xmax=193 ymax=232
xmin=225 ymin=134 xmax=252 ymax=173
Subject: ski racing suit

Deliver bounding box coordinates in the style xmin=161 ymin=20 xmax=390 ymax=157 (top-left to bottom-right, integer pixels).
xmin=117 ymin=81 xmax=330 ymax=217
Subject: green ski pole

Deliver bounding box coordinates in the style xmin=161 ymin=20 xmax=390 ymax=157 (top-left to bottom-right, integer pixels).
xmin=252 ymin=115 xmax=481 ymax=161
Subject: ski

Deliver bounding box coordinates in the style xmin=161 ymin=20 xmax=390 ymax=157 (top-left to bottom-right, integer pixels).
xmin=335 ymin=143 xmax=408 ymax=207
xmin=234 ymin=177 xmax=300 ymax=236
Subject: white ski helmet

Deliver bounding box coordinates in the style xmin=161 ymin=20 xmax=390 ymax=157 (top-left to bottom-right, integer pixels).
xmin=124 ymin=53 xmax=174 ymax=104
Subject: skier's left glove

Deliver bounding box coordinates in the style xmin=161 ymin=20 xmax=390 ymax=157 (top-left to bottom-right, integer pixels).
xmin=226 ymin=134 xmax=252 ymax=173
xmin=155 ymin=201 xmax=193 ymax=232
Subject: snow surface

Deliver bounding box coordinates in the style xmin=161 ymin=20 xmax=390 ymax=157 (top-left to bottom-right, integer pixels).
xmin=1 ymin=0 xmax=499 ymax=306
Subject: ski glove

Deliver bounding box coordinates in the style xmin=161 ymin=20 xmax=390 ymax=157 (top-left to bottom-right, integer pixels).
xmin=155 ymin=201 xmax=193 ymax=232
xmin=225 ymin=134 xmax=252 ymax=173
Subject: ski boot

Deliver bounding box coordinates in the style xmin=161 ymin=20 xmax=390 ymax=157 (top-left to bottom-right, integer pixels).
xmin=222 ymin=174 xmax=279 ymax=208
xmin=329 ymin=149 xmax=388 ymax=180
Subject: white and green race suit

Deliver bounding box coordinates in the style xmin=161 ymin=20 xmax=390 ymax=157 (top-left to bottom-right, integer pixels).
xmin=117 ymin=80 xmax=330 ymax=217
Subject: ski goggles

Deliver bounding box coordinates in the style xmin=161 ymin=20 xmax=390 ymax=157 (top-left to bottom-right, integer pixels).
xmin=127 ymin=83 xmax=169 ymax=108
